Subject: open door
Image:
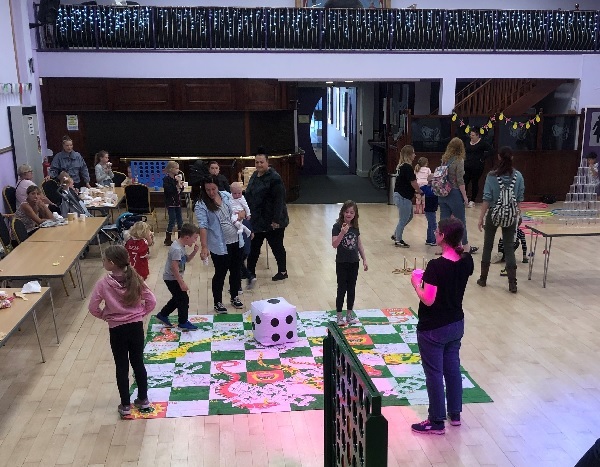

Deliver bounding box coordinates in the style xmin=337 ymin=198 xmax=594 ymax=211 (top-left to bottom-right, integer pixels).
xmin=296 ymin=87 xmax=327 ymax=176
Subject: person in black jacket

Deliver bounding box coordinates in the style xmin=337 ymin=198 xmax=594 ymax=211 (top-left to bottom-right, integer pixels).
xmin=163 ymin=161 xmax=184 ymax=246
xmin=208 ymin=161 xmax=231 ymax=193
xmin=463 ymin=127 xmax=492 ymax=207
xmin=244 ymin=150 xmax=289 ymax=285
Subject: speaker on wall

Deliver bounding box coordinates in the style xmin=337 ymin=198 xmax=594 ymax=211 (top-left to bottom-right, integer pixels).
xmin=36 ymin=0 xmax=61 ymax=25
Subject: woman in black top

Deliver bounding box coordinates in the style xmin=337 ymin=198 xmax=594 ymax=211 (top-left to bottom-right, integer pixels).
xmin=410 ymin=217 xmax=474 ymax=435
xmin=464 ymin=127 xmax=491 ymax=207
xmin=392 ymin=145 xmax=422 ymax=248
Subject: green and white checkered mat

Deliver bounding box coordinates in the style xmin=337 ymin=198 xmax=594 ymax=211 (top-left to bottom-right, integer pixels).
xmin=127 ymin=308 xmax=491 ymax=419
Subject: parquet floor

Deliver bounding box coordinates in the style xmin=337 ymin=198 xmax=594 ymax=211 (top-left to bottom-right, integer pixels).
xmin=1 ymin=202 xmax=599 ymax=467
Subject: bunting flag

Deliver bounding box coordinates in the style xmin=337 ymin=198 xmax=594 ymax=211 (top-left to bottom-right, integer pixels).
xmin=451 ymin=111 xmax=542 ymax=134
xmin=0 ymin=83 xmax=33 ymax=94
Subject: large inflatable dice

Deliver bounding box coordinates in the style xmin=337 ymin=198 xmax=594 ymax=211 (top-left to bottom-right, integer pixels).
xmin=251 ymin=297 xmax=298 ymax=346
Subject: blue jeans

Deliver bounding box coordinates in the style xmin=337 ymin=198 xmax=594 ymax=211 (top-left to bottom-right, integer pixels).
xmin=417 ymin=319 xmax=464 ymax=422
xmin=438 ymin=188 xmax=468 ymax=245
xmin=393 ymin=193 xmax=413 ymax=242
xmin=425 ymin=211 xmax=437 ymax=244
xmin=167 ymin=207 xmax=183 ymax=233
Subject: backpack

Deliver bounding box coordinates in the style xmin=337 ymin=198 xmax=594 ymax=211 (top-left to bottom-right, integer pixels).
xmin=490 ymin=174 xmax=519 ymax=227
xmin=188 ymin=159 xmax=210 ymax=187
xmin=431 ymin=161 xmax=452 ymax=197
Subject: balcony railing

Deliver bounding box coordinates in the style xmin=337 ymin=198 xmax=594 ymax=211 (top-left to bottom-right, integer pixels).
xmin=36 ymin=5 xmax=600 ymax=53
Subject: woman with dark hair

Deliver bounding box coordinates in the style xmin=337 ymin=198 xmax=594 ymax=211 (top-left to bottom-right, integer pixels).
xmin=463 ymin=127 xmax=491 ymax=207
xmin=438 ymin=137 xmax=477 ymax=254
xmin=410 ymin=217 xmax=474 ymax=435
xmin=476 ymin=146 xmax=525 ymax=293
xmin=195 ymin=175 xmax=245 ymax=314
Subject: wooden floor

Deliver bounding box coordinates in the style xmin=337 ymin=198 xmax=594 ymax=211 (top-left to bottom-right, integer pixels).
xmin=1 ymin=202 xmax=599 ymax=467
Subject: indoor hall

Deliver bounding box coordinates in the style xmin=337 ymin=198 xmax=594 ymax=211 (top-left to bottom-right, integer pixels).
xmin=1 ymin=204 xmax=599 ymax=466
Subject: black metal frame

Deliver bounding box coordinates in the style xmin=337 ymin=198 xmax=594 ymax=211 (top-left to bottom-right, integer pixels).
xmin=324 ymin=323 xmax=388 ymax=467
xmin=34 ymin=5 xmax=600 ymax=53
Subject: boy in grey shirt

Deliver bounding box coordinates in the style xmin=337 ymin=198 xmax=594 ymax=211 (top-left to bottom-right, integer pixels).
xmin=155 ymin=223 xmax=200 ymax=330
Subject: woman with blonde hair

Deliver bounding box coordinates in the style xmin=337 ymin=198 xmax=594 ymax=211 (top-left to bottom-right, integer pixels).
xmin=438 ymin=137 xmax=477 ymax=254
xmin=392 ymin=145 xmax=422 ymax=248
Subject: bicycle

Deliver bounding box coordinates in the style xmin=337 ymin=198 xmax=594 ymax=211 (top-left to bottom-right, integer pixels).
xmin=368 ymin=142 xmax=388 ymax=190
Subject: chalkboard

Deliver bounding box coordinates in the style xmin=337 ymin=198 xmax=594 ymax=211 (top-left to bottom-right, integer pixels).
xmin=85 ymin=111 xmax=246 ymax=156
xmin=249 ymin=111 xmax=296 ymax=154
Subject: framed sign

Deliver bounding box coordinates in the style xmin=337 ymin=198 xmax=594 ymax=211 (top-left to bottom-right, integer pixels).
xmin=582 ymin=107 xmax=600 ymax=160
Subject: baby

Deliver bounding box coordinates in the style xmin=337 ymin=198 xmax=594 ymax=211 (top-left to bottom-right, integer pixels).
xmin=230 ymin=182 xmax=252 ymax=236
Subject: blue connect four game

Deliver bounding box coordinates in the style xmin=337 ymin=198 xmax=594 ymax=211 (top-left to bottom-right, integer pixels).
xmin=130 ymin=160 xmax=168 ymax=187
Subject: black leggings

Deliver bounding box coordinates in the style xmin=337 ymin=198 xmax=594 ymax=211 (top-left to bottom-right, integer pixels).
xmin=247 ymin=228 xmax=287 ymax=274
xmin=160 ymin=280 xmax=189 ymax=325
xmin=109 ymin=321 xmax=148 ymax=406
xmin=336 ymin=262 xmax=359 ymax=313
xmin=463 ymin=163 xmax=484 ymax=202
xmin=210 ymin=242 xmax=243 ymax=304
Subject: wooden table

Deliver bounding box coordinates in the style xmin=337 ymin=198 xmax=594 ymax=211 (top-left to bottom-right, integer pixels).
xmin=0 ymin=287 xmax=59 ymax=362
xmin=27 ymin=217 xmax=107 ymax=243
xmin=85 ymin=189 xmax=125 ymax=222
xmin=0 ymin=241 xmax=89 ymax=298
xmin=527 ymin=224 xmax=600 ymax=287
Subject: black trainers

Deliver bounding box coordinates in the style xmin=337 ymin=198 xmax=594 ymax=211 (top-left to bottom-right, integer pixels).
xmin=469 ymin=246 xmax=479 ymax=254
xmin=230 ymin=297 xmax=244 ymax=309
xmin=214 ymin=303 xmax=227 ymax=314
xmin=449 ymin=413 xmax=461 ymax=426
xmin=395 ymin=240 xmax=410 ymax=248
xmin=272 ymin=271 xmax=288 ymax=281
xmin=134 ymin=398 xmax=151 ymax=410
xmin=118 ymin=404 xmax=131 ymax=416
xmin=246 ymin=274 xmax=257 ymax=290
xmin=411 ymin=419 xmax=445 ymax=435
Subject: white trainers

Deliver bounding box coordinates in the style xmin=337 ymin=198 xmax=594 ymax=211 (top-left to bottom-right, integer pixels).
xmin=467 ymin=201 xmax=475 ymax=208
xmin=491 ymin=253 xmax=504 ymax=264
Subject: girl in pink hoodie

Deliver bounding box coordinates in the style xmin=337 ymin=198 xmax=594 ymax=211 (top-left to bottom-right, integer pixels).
xmin=89 ymin=245 xmax=157 ymax=417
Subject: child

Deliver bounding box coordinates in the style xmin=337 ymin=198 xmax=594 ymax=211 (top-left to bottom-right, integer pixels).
xmin=420 ymin=183 xmax=439 ymax=246
xmin=88 ymin=245 xmax=156 ymax=417
xmin=492 ymin=216 xmax=528 ymax=265
xmin=331 ymin=200 xmax=368 ymax=327
xmin=163 ymin=161 xmax=184 ymax=246
xmin=94 ymin=150 xmax=114 ymax=186
xmin=121 ymin=166 xmax=133 ymax=187
xmin=498 ymin=219 xmax=528 ymax=276
xmin=414 ymin=157 xmax=431 ymax=215
xmin=58 ymin=171 xmax=91 ymax=218
xmin=155 ymin=223 xmax=200 ymax=331
xmin=230 ymin=182 xmax=253 ymax=284
xmin=229 ymin=182 xmax=252 ymax=236
xmin=125 ymin=221 xmax=154 ymax=280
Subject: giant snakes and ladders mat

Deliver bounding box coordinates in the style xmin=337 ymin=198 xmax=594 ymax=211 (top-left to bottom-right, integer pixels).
xmin=127 ymin=308 xmax=492 ymax=419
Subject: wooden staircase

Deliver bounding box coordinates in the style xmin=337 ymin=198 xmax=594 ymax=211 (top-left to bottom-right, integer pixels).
xmin=447 ymin=78 xmax=571 ymax=115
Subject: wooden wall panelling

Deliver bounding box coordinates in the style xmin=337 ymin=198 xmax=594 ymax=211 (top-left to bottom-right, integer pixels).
xmin=178 ymin=79 xmax=237 ymax=110
xmin=242 ymin=79 xmax=281 ymax=110
xmin=107 ymin=79 xmax=174 ymax=111
xmin=41 ymin=78 xmax=108 ymax=111
xmin=44 ymin=112 xmax=90 ymax=168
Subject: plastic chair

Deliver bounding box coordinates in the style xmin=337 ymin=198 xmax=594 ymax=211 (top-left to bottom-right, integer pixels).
xmin=112 ymin=171 xmax=126 ymax=187
xmin=0 ymin=216 xmax=12 ymax=256
xmin=42 ymin=179 xmax=63 ymax=207
xmin=10 ymin=217 xmax=76 ymax=296
xmin=125 ymin=184 xmax=159 ymax=232
xmin=3 ymin=186 xmax=16 ymax=214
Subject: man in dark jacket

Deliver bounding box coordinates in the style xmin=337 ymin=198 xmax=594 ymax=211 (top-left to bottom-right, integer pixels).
xmin=244 ymin=151 xmax=289 ymax=285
